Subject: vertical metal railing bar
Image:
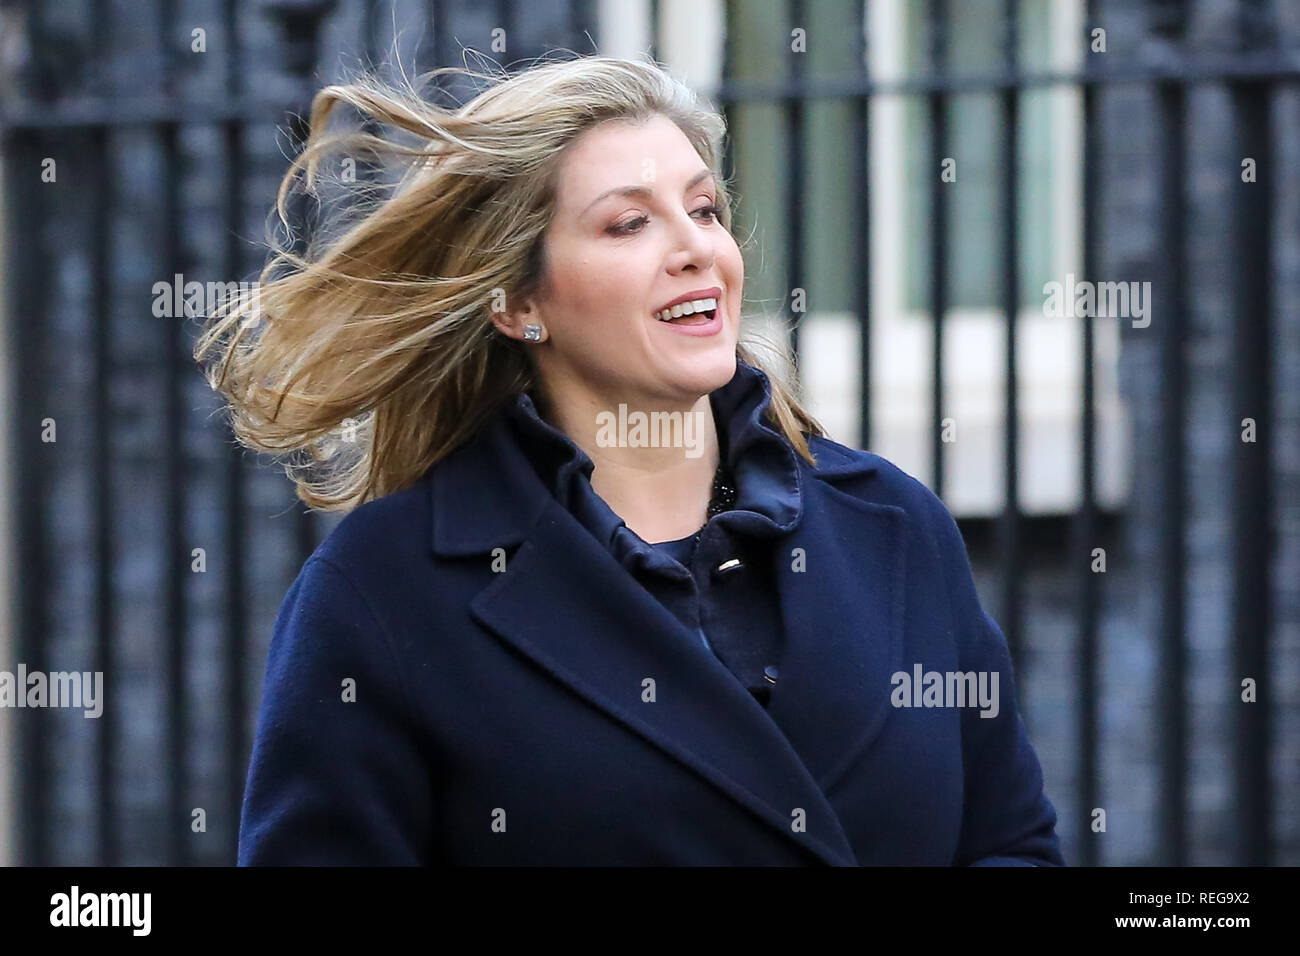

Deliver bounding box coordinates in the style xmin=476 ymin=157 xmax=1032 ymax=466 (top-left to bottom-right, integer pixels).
xmin=364 ymin=0 xmax=380 ymax=71
xmin=7 ymin=123 xmax=50 ymax=866
xmin=261 ymin=0 xmax=336 ymax=569
xmin=1073 ymin=0 xmax=1101 ymax=869
xmin=853 ymin=0 xmax=872 ymax=453
xmin=492 ymin=0 xmax=511 ymax=68
xmin=504 ymin=0 xmax=520 ymax=66
xmin=1228 ymin=68 xmax=1273 ymax=867
xmin=89 ymin=117 xmax=118 ymax=866
xmin=221 ymin=116 xmax=250 ymax=865
xmin=927 ymin=0 xmax=948 ymax=498
xmin=85 ymin=0 xmax=118 ymax=870
xmin=718 ymin=0 xmax=739 ymax=385
xmin=222 ymin=0 xmax=249 ymax=867
xmin=570 ymin=0 xmax=592 ymax=51
xmin=718 ymin=0 xmax=734 ymax=217
xmin=1155 ymin=76 xmax=1188 ymax=868
xmin=157 ymin=0 xmax=189 ymax=869
xmin=429 ymin=0 xmax=447 ymax=85
xmin=997 ymin=0 xmax=1024 ymax=680
xmin=649 ymin=0 xmax=661 ymax=64
xmin=784 ymin=0 xmax=806 ymax=370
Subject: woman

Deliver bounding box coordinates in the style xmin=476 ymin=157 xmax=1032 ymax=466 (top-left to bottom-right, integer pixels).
xmin=199 ymin=53 xmax=1065 ymax=866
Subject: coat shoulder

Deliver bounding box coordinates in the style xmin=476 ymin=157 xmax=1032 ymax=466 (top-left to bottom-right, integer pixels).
xmin=307 ymin=473 xmax=435 ymax=589
xmin=804 ymin=432 xmax=952 ymax=531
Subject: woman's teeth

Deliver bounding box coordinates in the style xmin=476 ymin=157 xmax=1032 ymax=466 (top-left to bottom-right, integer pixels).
xmin=655 ymin=297 xmax=718 ymax=322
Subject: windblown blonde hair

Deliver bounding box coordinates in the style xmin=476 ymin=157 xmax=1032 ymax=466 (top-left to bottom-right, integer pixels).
xmin=193 ymin=51 xmax=825 ymax=512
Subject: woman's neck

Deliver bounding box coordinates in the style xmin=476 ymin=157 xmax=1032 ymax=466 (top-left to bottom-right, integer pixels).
xmin=534 ymin=384 xmax=722 ymax=544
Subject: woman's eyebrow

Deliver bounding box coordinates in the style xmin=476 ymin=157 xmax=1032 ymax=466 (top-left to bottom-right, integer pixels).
xmin=581 ymin=169 xmax=715 ymax=217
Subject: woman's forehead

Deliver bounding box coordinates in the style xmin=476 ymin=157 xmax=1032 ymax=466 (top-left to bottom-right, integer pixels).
xmin=555 ymin=120 xmax=709 ymax=215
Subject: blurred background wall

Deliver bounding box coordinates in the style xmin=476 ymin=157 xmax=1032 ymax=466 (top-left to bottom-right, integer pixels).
xmin=0 ymin=0 xmax=1296 ymax=866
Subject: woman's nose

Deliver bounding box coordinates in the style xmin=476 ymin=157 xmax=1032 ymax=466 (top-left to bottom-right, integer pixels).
xmin=665 ymin=212 xmax=717 ymax=270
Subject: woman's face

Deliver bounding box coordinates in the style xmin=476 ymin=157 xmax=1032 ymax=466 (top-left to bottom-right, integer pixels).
xmin=514 ymin=114 xmax=744 ymax=409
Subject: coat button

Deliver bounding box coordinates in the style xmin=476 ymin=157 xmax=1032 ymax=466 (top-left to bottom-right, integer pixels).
xmin=715 ymin=557 xmax=742 ymax=574
xmin=763 ymin=665 xmax=779 ymax=684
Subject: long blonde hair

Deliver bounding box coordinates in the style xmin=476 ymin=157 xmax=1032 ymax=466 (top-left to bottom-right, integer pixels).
xmin=193 ymin=52 xmax=825 ymax=512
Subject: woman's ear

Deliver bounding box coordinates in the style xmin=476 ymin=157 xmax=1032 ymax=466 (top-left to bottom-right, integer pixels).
xmin=492 ymin=294 xmax=548 ymax=343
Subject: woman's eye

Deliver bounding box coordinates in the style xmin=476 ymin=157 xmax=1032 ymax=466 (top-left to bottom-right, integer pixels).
xmin=607 ymin=204 xmax=720 ymax=236
xmin=608 ymin=216 xmax=647 ymax=236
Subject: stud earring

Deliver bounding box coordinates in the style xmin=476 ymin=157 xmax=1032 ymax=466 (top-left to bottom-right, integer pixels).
xmin=523 ymin=324 xmax=543 ymax=342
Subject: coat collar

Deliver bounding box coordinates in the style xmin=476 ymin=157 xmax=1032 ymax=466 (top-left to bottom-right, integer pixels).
xmin=427 ymin=361 xmax=905 ymax=866
xmin=501 ymin=359 xmax=803 ymax=575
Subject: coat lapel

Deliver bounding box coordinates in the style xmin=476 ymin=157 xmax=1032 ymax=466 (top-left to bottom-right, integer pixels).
xmin=431 ymin=413 xmax=906 ymax=866
xmin=765 ymin=452 xmax=909 ymax=795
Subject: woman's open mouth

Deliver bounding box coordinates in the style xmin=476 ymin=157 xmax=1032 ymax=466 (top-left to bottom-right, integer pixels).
xmin=654 ymin=296 xmax=717 ymax=324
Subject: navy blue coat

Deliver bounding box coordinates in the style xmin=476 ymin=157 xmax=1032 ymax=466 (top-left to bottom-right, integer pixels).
xmin=237 ymin=374 xmax=1066 ymax=867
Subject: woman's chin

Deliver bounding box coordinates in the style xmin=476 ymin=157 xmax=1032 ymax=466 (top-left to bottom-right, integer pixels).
xmin=657 ymin=349 xmax=737 ymax=396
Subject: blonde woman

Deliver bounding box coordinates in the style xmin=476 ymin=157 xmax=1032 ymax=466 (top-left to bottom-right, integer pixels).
xmin=198 ymin=53 xmax=1064 ymax=866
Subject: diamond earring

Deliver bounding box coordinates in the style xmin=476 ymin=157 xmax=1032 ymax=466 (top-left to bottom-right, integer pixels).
xmin=523 ymin=324 xmax=543 ymax=342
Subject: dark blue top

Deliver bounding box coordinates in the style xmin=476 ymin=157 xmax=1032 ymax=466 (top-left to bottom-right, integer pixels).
xmin=502 ymin=359 xmax=798 ymax=707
